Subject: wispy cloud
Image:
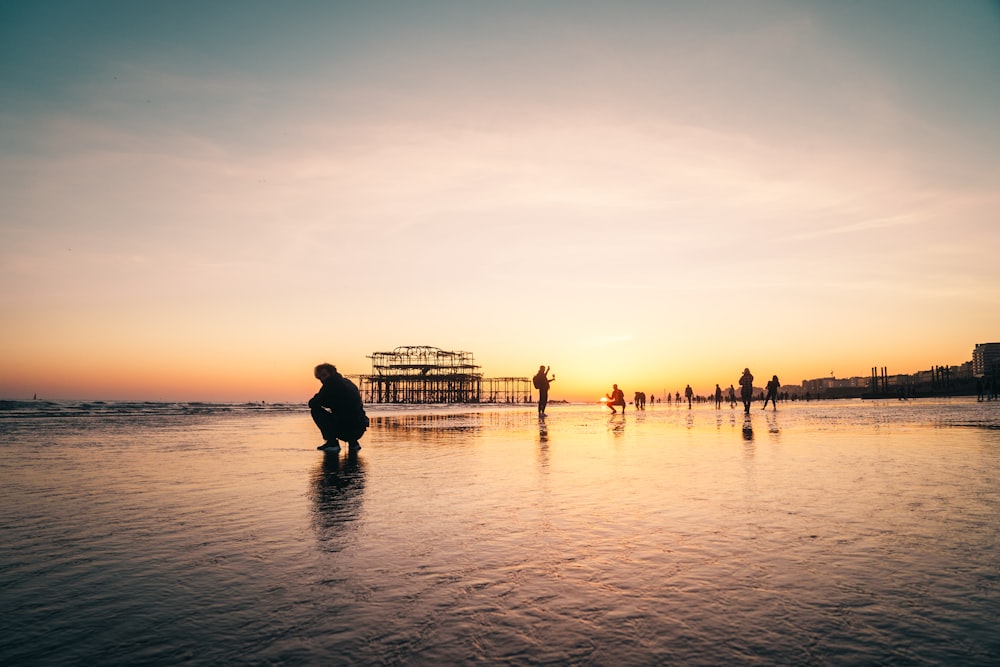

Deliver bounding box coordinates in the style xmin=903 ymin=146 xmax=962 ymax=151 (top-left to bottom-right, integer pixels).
xmin=790 ymin=212 xmax=923 ymax=241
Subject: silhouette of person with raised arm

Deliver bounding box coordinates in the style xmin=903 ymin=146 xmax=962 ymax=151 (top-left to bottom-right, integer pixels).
xmin=310 ymin=363 xmax=369 ymax=452
xmin=762 ymin=374 xmax=780 ymax=410
xmin=606 ymin=384 xmax=626 ymax=413
xmin=739 ymin=367 xmax=754 ymax=414
xmin=533 ymin=365 xmax=555 ymax=416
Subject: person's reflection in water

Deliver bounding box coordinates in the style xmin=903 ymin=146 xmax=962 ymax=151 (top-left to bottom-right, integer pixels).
xmin=537 ymin=434 xmax=550 ymax=472
xmin=608 ymin=413 xmax=625 ymax=436
xmin=742 ymin=413 xmax=754 ymax=441
xmin=310 ymin=451 xmax=366 ymax=551
xmin=765 ymin=410 xmax=780 ymax=436
xmin=538 ymin=415 xmax=548 ymax=443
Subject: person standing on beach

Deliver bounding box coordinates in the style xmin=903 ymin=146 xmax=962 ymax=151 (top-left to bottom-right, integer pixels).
xmin=727 ymin=384 xmax=737 ymax=408
xmin=606 ymin=384 xmax=626 ymax=413
xmin=533 ymin=365 xmax=555 ymax=416
xmin=762 ymin=374 xmax=781 ymax=410
xmin=684 ymin=384 xmax=694 ymax=409
xmin=739 ymin=368 xmax=754 ymax=414
xmin=714 ymin=384 xmax=723 ymax=409
xmin=310 ymin=363 xmax=369 ymax=452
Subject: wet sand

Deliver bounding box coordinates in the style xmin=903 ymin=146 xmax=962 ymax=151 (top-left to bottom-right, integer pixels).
xmin=1 ymin=399 xmax=998 ymax=665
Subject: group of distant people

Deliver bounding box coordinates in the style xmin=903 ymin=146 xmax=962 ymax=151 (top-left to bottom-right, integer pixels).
xmin=600 ymin=368 xmax=782 ymax=415
xmin=976 ymin=376 xmax=998 ymax=402
xmin=533 ymin=365 xmax=784 ymax=416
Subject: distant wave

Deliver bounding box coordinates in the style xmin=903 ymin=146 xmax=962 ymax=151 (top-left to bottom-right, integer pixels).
xmin=0 ymin=400 xmax=539 ymax=424
xmin=0 ymin=400 xmax=304 ymax=421
xmin=3 ymin=399 xmax=996 ymax=431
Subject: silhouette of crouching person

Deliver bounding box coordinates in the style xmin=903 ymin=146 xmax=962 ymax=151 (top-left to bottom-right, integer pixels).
xmin=606 ymin=384 xmax=626 ymax=413
xmin=311 ymin=363 xmax=369 ymax=452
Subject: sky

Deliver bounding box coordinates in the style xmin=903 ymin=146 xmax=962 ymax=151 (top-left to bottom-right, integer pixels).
xmin=2 ymin=0 xmax=999 ymax=403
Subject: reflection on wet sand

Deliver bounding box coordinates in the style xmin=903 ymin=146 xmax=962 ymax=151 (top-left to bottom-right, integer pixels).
xmin=310 ymin=451 xmax=365 ymax=550
xmin=608 ymin=413 xmax=625 ymax=436
xmin=2 ymin=401 xmax=999 ymax=665
xmin=370 ymin=412 xmax=484 ymax=433
xmin=765 ymin=410 xmax=780 ymax=436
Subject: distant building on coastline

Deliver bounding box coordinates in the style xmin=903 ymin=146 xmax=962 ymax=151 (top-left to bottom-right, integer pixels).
xmin=972 ymin=342 xmax=1000 ymax=378
xmin=796 ymin=375 xmax=868 ymax=399
xmin=795 ymin=342 xmax=993 ymax=399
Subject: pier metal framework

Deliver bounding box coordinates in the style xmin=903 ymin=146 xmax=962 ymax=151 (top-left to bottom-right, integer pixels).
xmin=483 ymin=377 xmax=534 ymax=404
xmin=358 ymin=345 xmax=532 ymax=404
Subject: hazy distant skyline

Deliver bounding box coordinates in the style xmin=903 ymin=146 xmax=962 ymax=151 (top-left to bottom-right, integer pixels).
xmin=2 ymin=1 xmax=999 ymax=402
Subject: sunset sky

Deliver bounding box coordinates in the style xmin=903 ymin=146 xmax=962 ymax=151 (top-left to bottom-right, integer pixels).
xmin=2 ymin=1 xmax=999 ymax=402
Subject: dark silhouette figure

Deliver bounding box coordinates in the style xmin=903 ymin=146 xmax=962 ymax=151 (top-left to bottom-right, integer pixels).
xmin=762 ymin=374 xmax=780 ymax=410
xmin=533 ymin=365 xmax=555 ymax=416
xmin=714 ymin=384 xmax=723 ymax=409
xmin=606 ymin=384 xmax=626 ymax=413
xmin=310 ymin=363 xmax=369 ymax=452
xmin=739 ymin=368 xmax=754 ymax=414
xmin=727 ymin=384 xmax=737 ymax=408
xmin=634 ymin=391 xmax=647 ymax=410
xmin=684 ymin=384 xmax=694 ymax=409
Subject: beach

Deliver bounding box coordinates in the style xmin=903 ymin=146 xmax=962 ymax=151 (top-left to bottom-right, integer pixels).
xmin=1 ymin=399 xmax=998 ymax=666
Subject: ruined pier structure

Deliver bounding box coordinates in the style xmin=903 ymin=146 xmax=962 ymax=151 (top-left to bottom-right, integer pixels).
xmin=357 ymin=346 xmax=532 ymax=404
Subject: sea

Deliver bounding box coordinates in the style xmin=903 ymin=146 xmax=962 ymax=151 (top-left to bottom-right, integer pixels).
xmin=1 ymin=398 xmax=998 ymax=666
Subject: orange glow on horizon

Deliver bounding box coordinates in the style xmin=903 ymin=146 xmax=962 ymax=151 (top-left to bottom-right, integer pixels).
xmin=0 ymin=344 xmax=988 ymax=403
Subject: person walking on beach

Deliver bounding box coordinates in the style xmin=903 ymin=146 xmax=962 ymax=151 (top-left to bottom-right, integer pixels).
xmin=714 ymin=384 xmax=723 ymax=409
xmin=684 ymin=384 xmax=694 ymax=409
xmin=727 ymin=384 xmax=737 ymax=408
xmin=310 ymin=363 xmax=369 ymax=452
xmin=533 ymin=365 xmax=555 ymax=416
xmin=634 ymin=391 xmax=647 ymax=410
xmin=762 ymin=374 xmax=781 ymax=410
xmin=606 ymin=384 xmax=626 ymax=413
xmin=739 ymin=368 xmax=754 ymax=414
